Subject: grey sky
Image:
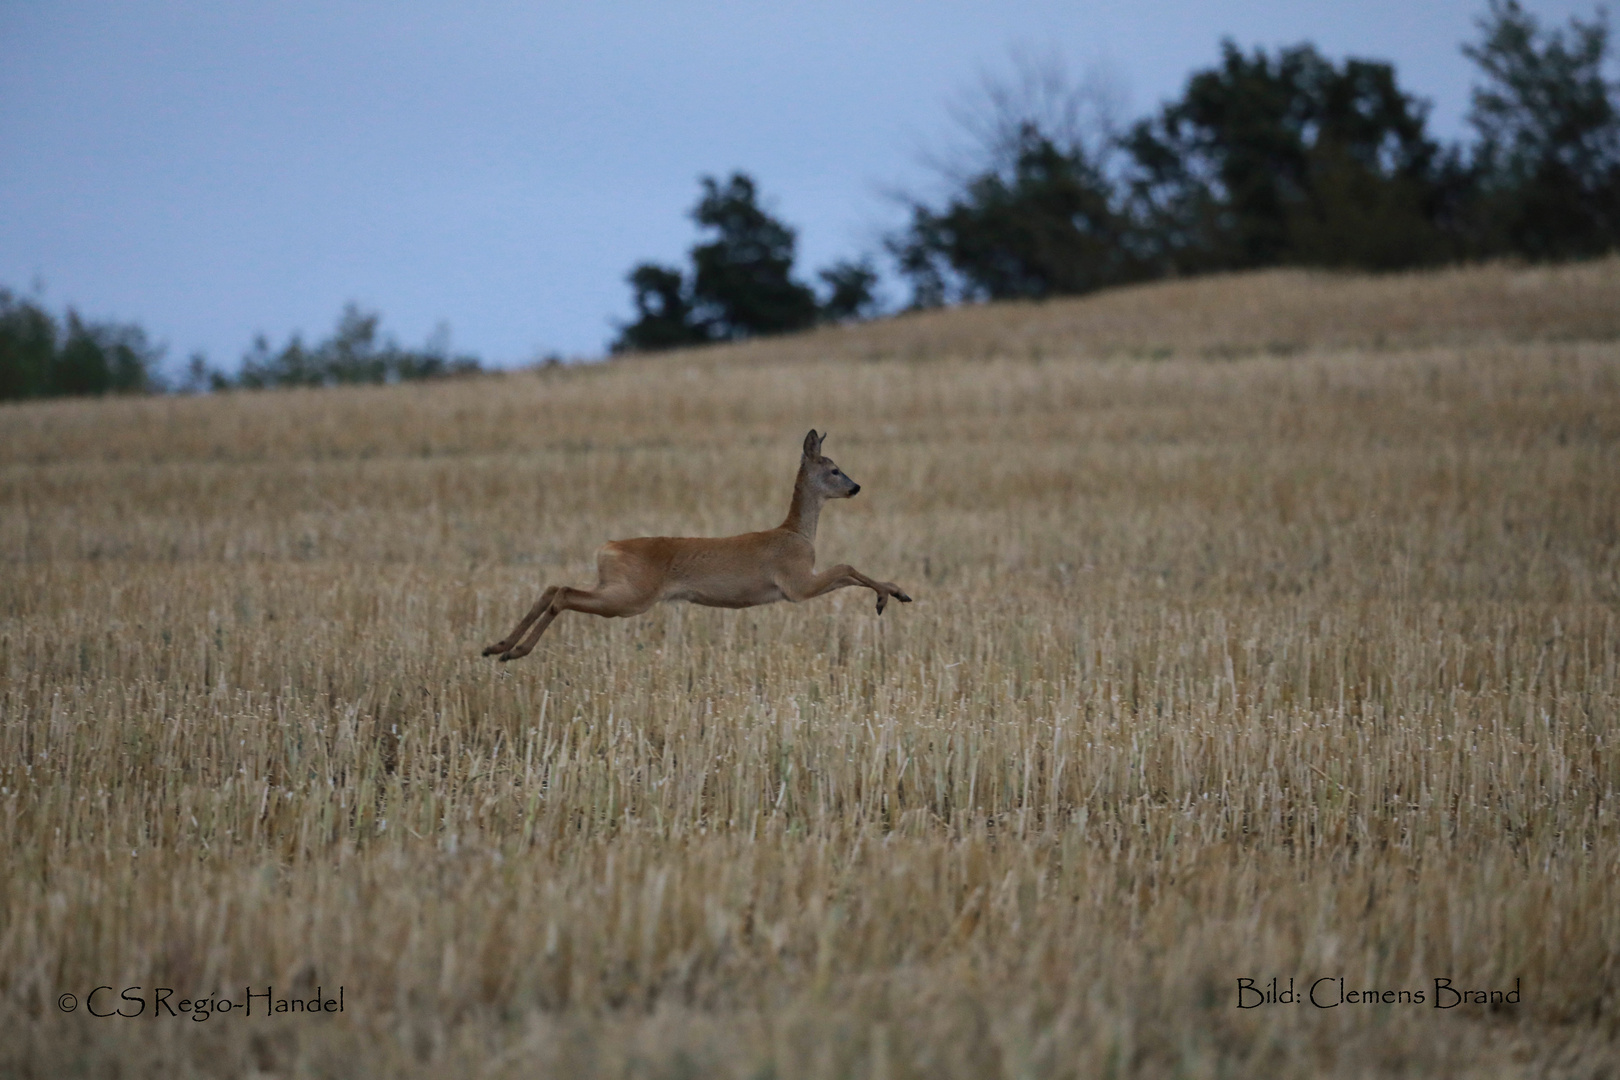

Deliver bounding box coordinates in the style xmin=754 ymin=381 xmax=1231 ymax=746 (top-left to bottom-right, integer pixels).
xmin=0 ymin=1 xmax=1604 ymax=370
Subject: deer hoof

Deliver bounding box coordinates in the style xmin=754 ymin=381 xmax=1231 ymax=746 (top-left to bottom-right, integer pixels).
xmin=894 ymin=590 xmax=912 ymax=603
xmin=482 ymin=644 xmax=506 ymax=657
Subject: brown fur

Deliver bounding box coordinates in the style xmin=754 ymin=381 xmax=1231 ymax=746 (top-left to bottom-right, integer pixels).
xmin=482 ymin=430 xmax=911 ymax=661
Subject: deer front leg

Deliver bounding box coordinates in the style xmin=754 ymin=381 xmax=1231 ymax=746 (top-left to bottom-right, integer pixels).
xmin=483 ymin=585 xmax=561 ymax=657
xmin=780 ymin=564 xmax=913 ymax=614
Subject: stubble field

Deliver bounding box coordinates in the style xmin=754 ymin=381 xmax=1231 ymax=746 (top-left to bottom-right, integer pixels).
xmin=3 ymin=260 xmax=1620 ymax=1077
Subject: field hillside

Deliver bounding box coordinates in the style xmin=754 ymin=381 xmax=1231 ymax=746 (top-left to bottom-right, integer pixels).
xmin=4 ymin=258 xmax=1619 ymax=1077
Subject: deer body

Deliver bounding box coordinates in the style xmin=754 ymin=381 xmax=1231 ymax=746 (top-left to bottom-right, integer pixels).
xmin=483 ymin=430 xmax=911 ymax=662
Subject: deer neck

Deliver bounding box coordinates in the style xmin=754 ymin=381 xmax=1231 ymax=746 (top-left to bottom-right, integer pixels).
xmin=781 ymin=467 xmax=824 ymax=540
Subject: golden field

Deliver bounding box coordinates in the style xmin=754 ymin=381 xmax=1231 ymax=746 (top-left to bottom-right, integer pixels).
xmin=3 ymin=259 xmax=1619 ymax=1077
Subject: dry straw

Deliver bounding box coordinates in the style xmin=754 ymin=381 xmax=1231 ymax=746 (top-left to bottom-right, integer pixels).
xmin=3 ymin=258 xmax=1618 ymax=1077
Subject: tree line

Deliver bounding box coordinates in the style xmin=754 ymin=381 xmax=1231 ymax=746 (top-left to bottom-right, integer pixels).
xmin=617 ymin=0 xmax=1619 ymax=348
xmin=5 ymin=1 xmax=1616 ymax=395
xmin=0 ymin=295 xmax=480 ymax=403
xmin=223 ymin=305 xmax=480 ymax=391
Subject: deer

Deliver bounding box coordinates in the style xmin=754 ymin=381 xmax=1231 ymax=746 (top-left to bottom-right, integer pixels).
xmin=482 ymin=430 xmax=912 ymax=662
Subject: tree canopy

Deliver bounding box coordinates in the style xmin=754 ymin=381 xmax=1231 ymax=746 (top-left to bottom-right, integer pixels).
xmin=1464 ymin=0 xmax=1620 ymax=257
xmin=614 ymin=173 xmax=877 ymax=352
xmin=889 ymin=1 xmax=1619 ymax=309
xmin=0 ymin=289 xmax=163 ymax=401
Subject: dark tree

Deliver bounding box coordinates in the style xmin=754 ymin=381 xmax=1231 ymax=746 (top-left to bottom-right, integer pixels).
xmin=55 ymin=314 xmax=157 ymax=395
xmin=1464 ymin=0 xmax=1620 ymax=258
xmin=818 ymin=259 xmax=881 ymax=322
xmin=613 ymin=173 xmax=869 ymax=351
xmin=0 ymin=290 xmax=58 ymax=400
xmin=1122 ymin=42 xmax=1452 ymax=273
xmin=615 ymin=263 xmax=707 ymax=352
xmin=891 ymin=125 xmax=1132 ymax=303
xmin=889 ymin=51 xmax=1136 ymax=306
xmin=0 ymin=289 xmax=163 ymax=401
xmin=689 ymin=173 xmax=820 ymax=339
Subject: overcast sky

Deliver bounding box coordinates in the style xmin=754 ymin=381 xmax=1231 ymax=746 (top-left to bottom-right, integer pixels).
xmin=0 ymin=1 xmax=1605 ymax=370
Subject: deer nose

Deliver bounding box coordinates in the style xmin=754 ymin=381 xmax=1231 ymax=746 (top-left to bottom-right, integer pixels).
xmin=850 ymin=483 xmax=861 ymax=495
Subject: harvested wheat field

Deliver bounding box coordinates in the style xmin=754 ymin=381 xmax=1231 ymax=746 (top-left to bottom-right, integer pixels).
xmin=4 ymin=259 xmax=1620 ymax=1078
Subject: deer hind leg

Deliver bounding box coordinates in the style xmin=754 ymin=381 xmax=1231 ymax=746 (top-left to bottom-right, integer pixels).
xmin=498 ymin=578 xmax=659 ymax=662
xmin=483 ymin=585 xmax=562 ymax=657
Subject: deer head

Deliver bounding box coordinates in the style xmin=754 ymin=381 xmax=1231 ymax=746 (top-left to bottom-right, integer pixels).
xmin=801 ymin=429 xmax=860 ymax=499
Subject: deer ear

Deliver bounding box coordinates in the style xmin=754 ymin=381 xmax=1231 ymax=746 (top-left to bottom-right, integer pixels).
xmin=803 ymin=429 xmax=822 ymax=457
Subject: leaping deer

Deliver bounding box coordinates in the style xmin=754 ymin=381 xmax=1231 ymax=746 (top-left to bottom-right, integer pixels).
xmin=482 ymin=430 xmax=912 ymax=662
